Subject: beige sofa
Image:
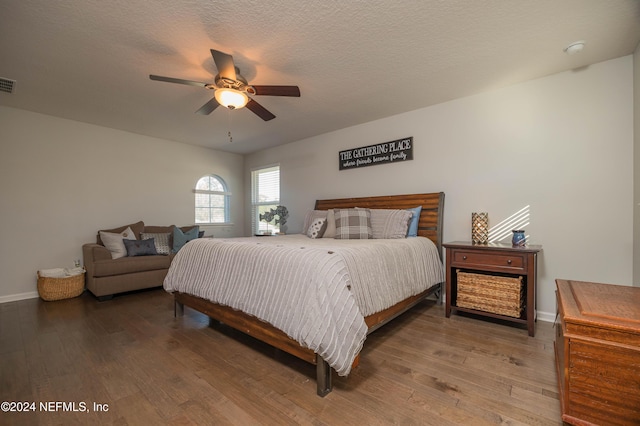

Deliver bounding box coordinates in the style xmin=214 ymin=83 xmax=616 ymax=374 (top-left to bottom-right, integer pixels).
xmin=82 ymin=221 xmax=200 ymax=300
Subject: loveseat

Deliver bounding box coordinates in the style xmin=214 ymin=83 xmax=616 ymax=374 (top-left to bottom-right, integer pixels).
xmin=82 ymin=221 xmax=202 ymax=300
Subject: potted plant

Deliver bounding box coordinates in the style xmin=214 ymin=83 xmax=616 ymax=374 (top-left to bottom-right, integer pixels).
xmin=259 ymin=210 xmax=275 ymax=235
xmin=273 ymin=205 xmax=289 ymax=234
xmin=260 ymin=205 xmax=289 ymax=235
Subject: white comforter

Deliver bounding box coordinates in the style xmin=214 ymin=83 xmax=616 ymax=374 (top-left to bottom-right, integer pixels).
xmin=164 ymin=234 xmax=444 ymax=376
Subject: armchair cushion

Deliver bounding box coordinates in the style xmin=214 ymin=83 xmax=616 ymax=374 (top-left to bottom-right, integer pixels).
xmin=92 ymin=255 xmax=172 ymax=277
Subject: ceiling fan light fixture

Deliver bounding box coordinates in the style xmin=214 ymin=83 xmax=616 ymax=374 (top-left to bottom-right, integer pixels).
xmin=215 ymin=88 xmax=248 ymax=109
xmin=150 ymin=48 xmax=300 ymax=121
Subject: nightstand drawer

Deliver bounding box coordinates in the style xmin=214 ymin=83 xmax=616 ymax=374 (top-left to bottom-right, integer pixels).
xmin=452 ymin=250 xmax=525 ymax=271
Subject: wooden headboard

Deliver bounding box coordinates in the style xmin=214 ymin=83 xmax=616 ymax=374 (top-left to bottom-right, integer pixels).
xmin=314 ymin=192 xmax=445 ymax=258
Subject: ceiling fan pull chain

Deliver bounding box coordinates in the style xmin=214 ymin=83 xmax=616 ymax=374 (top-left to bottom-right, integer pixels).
xmin=228 ymin=109 xmax=233 ymax=143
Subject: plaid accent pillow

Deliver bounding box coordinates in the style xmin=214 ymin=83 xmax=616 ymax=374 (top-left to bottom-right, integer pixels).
xmin=334 ymin=208 xmax=372 ymax=239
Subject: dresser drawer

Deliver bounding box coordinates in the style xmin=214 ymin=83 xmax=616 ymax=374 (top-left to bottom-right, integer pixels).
xmin=451 ymin=250 xmax=525 ymax=271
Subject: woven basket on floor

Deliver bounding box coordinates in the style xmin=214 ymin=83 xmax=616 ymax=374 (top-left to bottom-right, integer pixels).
xmin=37 ymin=271 xmax=85 ymax=301
xmin=456 ymin=270 xmax=524 ymax=318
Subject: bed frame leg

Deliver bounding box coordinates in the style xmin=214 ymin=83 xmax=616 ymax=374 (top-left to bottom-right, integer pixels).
xmin=316 ymin=356 xmax=332 ymax=397
xmin=438 ymin=282 xmax=444 ymax=305
xmin=174 ymin=300 xmax=184 ymax=317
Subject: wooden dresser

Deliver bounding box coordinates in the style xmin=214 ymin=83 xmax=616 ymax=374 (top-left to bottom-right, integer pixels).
xmin=554 ymin=279 xmax=640 ymax=426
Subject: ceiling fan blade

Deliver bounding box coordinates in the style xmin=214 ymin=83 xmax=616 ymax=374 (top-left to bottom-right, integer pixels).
xmin=149 ymin=74 xmax=210 ymax=88
xmin=252 ymin=85 xmax=301 ymax=97
xmin=246 ymin=98 xmax=276 ymax=121
xmin=195 ymin=98 xmax=220 ymax=115
xmin=210 ymin=49 xmax=237 ymax=81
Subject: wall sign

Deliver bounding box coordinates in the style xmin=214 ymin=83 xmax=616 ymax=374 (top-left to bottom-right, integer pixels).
xmin=339 ymin=137 xmax=413 ymax=170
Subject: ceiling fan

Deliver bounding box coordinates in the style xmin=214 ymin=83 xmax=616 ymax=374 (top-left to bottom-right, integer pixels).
xmin=149 ymin=49 xmax=300 ymax=121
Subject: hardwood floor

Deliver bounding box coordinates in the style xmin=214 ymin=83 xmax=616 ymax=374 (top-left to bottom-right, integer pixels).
xmin=0 ymin=289 xmax=561 ymax=425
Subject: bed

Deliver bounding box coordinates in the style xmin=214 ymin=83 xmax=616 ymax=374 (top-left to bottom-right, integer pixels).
xmin=164 ymin=192 xmax=445 ymax=396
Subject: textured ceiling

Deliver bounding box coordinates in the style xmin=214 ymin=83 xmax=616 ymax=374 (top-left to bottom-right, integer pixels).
xmin=1 ymin=1 xmax=639 ymax=154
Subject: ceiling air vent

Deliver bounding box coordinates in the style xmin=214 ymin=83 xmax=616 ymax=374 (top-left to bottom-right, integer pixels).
xmin=0 ymin=78 xmax=16 ymax=94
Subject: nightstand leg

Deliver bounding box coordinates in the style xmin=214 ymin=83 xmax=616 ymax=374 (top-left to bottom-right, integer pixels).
xmin=445 ymin=260 xmax=452 ymax=317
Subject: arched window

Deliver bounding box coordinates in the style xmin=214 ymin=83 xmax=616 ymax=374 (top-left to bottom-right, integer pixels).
xmin=194 ymin=175 xmax=230 ymax=224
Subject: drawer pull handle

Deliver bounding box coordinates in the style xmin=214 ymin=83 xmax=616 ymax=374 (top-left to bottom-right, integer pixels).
xmin=462 ymin=256 xmax=467 ymax=260
xmin=507 ymin=259 xmax=512 ymax=265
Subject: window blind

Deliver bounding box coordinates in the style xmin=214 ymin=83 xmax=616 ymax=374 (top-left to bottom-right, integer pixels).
xmin=251 ymin=165 xmax=280 ymax=234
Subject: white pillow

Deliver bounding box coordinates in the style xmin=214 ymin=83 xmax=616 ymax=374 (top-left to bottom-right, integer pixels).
xmin=306 ymin=218 xmax=327 ymax=239
xmin=99 ymin=226 xmax=137 ymax=259
xmin=322 ymin=209 xmax=337 ymax=238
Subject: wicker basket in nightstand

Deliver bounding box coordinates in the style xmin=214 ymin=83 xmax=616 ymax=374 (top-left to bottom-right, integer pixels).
xmin=456 ymin=270 xmax=523 ymax=318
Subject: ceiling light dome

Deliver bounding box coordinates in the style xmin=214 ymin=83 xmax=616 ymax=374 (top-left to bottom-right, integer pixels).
xmin=215 ymin=88 xmax=248 ymax=109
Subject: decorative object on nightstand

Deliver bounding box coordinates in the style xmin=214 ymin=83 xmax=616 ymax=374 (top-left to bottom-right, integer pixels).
xmin=471 ymin=212 xmax=489 ymax=244
xmin=511 ymin=229 xmax=526 ymax=246
xmin=443 ymin=241 xmax=542 ymax=336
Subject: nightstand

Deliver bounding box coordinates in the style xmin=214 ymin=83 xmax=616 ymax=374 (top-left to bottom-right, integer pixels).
xmin=443 ymin=241 xmax=542 ymax=336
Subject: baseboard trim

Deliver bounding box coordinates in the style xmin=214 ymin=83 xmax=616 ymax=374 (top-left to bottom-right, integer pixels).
xmin=537 ymin=310 xmax=555 ymax=323
xmin=0 ymin=291 xmax=39 ymax=304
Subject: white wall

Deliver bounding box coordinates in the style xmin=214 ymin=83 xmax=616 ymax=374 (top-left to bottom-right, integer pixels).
xmin=245 ymin=56 xmax=634 ymax=319
xmin=0 ymin=106 xmax=244 ymax=301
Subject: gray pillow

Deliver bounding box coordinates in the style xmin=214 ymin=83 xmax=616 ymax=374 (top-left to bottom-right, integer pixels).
xmin=303 ymin=210 xmax=328 ymax=232
xmin=367 ymin=209 xmax=413 ymax=239
xmin=124 ymin=238 xmax=158 ymax=257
